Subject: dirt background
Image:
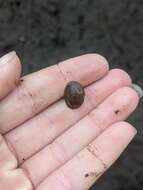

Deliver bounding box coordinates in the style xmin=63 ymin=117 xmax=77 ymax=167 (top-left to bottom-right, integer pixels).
xmin=0 ymin=0 xmax=143 ymax=189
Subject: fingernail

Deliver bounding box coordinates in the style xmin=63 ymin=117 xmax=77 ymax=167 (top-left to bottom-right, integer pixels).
xmin=0 ymin=51 xmax=16 ymax=65
xmin=131 ymin=83 xmax=143 ymax=99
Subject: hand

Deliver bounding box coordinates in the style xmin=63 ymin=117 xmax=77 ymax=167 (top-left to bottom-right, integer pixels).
xmin=0 ymin=52 xmax=139 ymax=190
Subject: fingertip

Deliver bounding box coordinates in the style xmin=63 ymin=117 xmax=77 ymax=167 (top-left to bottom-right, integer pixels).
xmin=4 ymin=52 xmax=22 ymax=87
xmin=0 ymin=51 xmax=16 ymax=65
xmin=59 ymin=53 xmax=109 ymax=86
xmin=110 ymin=69 xmax=132 ymax=86
xmin=131 ymin=83 xmax=143 ymax=99
xmin=115 ymin=86 xmax=140 ymax=111
xmin=0 ymin=51 xmax=22 ymax=98
xmin=13 ymin=52 xmax=22 ymax=80
xmin=86 ymin=53 xmax=109 ymax=72
xmin=116 ymin=121 xmax=137 ymax=136
xmin=128 ymin=86 xmax=140 ymax=106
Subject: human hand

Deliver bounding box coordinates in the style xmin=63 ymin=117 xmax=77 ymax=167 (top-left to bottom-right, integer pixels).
xmin=0 ymin=52 xmax=140 ymax=190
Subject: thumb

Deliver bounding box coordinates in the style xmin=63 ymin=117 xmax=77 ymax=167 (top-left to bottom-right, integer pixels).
xmin=0 ymin=51 xmax=21 ymax=99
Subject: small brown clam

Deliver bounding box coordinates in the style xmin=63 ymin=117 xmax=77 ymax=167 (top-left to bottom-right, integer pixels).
xmin=64 ymin=81 xmax=85 ymax=109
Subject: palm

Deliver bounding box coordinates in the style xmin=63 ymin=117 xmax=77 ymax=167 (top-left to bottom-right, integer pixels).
xmin=0 ymin=53 xmax=138 ymax=190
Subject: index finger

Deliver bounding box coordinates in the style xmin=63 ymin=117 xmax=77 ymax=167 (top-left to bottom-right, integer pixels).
xmin=0 ymin=54 xmax=109 ymax=134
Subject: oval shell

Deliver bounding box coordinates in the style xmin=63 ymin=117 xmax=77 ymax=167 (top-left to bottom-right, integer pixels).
xmin=64 ymin=81 xmax=85 ymax=109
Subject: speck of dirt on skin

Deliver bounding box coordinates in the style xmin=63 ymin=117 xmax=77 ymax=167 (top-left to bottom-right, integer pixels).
xmin=29 ymin=92 xmax=33 ymax=97
xmin=85 ymin=173 xmax=89 ymax=178
xmin=115 ymin=110 xmax=120 ymax=114
xmin=84 ymin=172 xmax=99 ymax=178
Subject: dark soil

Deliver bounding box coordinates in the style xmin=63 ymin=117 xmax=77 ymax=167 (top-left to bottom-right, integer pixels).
xmin=0 ymin=0 xmax=143 ymax=189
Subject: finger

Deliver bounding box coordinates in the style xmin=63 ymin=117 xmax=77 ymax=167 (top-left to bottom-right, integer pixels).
xmin=0 ymin=134 xmax=17 ymax=171
xmin=6 ymin=69 xmax=131 ymax=164
xmin=0 ymin=135 xmax=32 ymax=190
xmin=0 ymin=54 xmax=108 ymax=134
xmin=0 ymin=169 xmax=32 ymax=190
xmin=0 ymin=51 xmax=21 ymax=99
xmin=36 ymin=122 xmax=137 ymax=190
xmin=21 ymin=86 xmax=139 ymax=186
xmin=0 ymin=137 xmax=32 ymax=189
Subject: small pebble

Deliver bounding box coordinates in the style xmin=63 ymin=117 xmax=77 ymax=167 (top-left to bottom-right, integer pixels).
xmin=64 ymin=81 xmax=85 ymax=109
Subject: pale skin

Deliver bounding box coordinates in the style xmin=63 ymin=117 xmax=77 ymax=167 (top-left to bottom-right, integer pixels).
xmin=0 ymin=52 xmax=140 ymax=190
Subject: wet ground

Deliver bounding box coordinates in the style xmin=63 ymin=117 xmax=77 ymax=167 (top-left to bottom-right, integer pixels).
xmin=0 ymin=0 xmax=143 ymax=189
